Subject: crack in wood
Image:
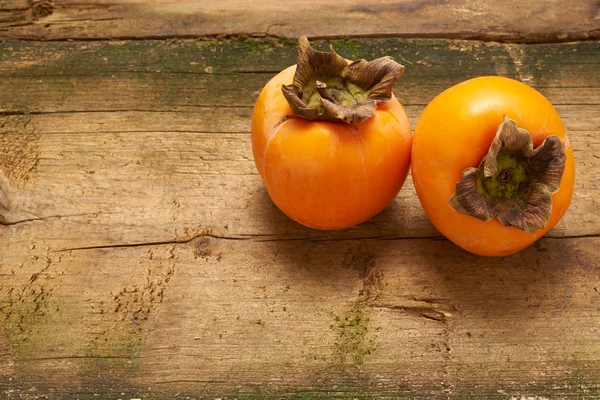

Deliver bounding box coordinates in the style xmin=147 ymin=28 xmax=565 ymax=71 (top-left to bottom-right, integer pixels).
xmin=0 ymin=212 xmax=103 ymax=226
xmin=52 ymin=232 xmax=600 ymax=253
xmin=370 ymin=304 xmax=449 ymax=322
xmin=0 ymin=31 xmax=597 ymax=44
xmin=54 ymin=233 xmax=247 ymax=253
xmin=151 ymin=379 xmax=228 ymax=385
xmin=0 ymin=107 xmax=255 ymax=116
xmin=17 ymin=355 xmax=137 ymax=361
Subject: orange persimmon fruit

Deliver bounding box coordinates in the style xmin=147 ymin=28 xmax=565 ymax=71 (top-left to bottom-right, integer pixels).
xmin=252 ymin=37 xmax=412 ymax=230
xmin=412 ymin=76 xmax=575 ymax=256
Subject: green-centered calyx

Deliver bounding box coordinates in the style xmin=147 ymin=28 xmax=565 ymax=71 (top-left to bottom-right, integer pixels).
xmin=449 ymin=116 xmax=566 ymax=233
xmin=281 ymin=36 xmax=404 ymax=125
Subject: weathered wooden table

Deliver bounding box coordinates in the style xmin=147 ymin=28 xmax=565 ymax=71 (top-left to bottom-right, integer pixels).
xmin=1 ymin=1 xmax=599 ymax=399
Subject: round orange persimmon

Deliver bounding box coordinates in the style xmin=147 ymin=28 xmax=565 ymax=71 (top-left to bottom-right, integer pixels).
xmin=412 ymin=76 xmax=574 ymax=256
xmin=252 ymin=38 xmax=412 ymax=230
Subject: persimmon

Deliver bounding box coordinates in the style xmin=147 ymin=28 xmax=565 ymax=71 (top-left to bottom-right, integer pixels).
xmin=412 ymin=76 xmax=575 ymax=256
xmin=252 ymin=37 xmax=412 ymax=230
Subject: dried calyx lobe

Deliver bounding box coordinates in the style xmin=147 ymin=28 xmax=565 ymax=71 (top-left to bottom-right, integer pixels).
xmin=282 ymin=36 xmax=404 ymax=125
xmin=449 ymin=117 xmax=566 ymax=233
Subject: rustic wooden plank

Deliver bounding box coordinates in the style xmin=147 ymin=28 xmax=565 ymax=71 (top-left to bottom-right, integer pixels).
xmin=1 ymin=38 xmax=600 ymax=398
xmin=0 ymin=0 xmax=598 ymax=42
xmin=0 ymin=39 xmax=598 ymax=250
xmin=1 ymin=236 xmax=600 ymax=398
xmin=0 ymin=111 xmax=598 ymax=251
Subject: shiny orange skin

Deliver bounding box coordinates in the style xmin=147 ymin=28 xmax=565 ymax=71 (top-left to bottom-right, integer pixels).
xmin=252 ymin=65 xmax=412 ymax=230
xmin=412 ymin=76 xmax=575 ymax=256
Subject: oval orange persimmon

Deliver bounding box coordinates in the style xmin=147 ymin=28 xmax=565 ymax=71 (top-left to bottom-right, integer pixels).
xmin=412 ymin=76 xmax=574 ymax=256
xmin=251 ymin=38 xmax=412 ymax=230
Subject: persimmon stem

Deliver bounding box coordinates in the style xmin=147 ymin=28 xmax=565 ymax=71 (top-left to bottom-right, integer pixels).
xmin=281 ymin=36 xmax=404 ymax=125
xmin=449 ymin=116 xmax=566 ymax=233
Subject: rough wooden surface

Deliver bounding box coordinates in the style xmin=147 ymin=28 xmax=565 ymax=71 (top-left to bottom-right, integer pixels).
xmin=1 ymin=37 xmax=600 ymax=398
xmin=0 ymin=0 xmax=599 ymax=42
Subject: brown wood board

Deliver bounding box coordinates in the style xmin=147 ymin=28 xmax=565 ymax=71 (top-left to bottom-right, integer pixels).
xmin=1 ymin=37 xmax=599 ymax=398
xmin=0 ymin=0 xmax=599 ymax=42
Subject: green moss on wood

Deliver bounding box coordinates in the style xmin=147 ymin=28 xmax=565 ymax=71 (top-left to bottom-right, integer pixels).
xmin=331 ymin=300 xmax=374 ymax=365
xmin=0 ymin=285 xmax=57 ymax=358
xmin=83 ymin=333 xmax=142 ymax=369
xmin=331 ymin=38 xmax=362 ymax=58
xmin=1 ymin=38 xmax=597 ymax=113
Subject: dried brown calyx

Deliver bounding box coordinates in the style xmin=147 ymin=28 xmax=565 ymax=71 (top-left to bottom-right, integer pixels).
xmin=449 ymin=116 xmax=566 ymax=233
xmin=281 ymin=36 xmax=404 ymax=125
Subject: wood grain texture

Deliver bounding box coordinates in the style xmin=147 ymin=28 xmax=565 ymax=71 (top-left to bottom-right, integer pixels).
xmin=0 ymin=38 xmax=598 ymax=247
xmin=3 ymin=236 xmax=600 ymax=399
xmin=1 ymin=38 xmax=599 ymax=398
xmin=0 ymin=0 xmax=599 ymax=42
